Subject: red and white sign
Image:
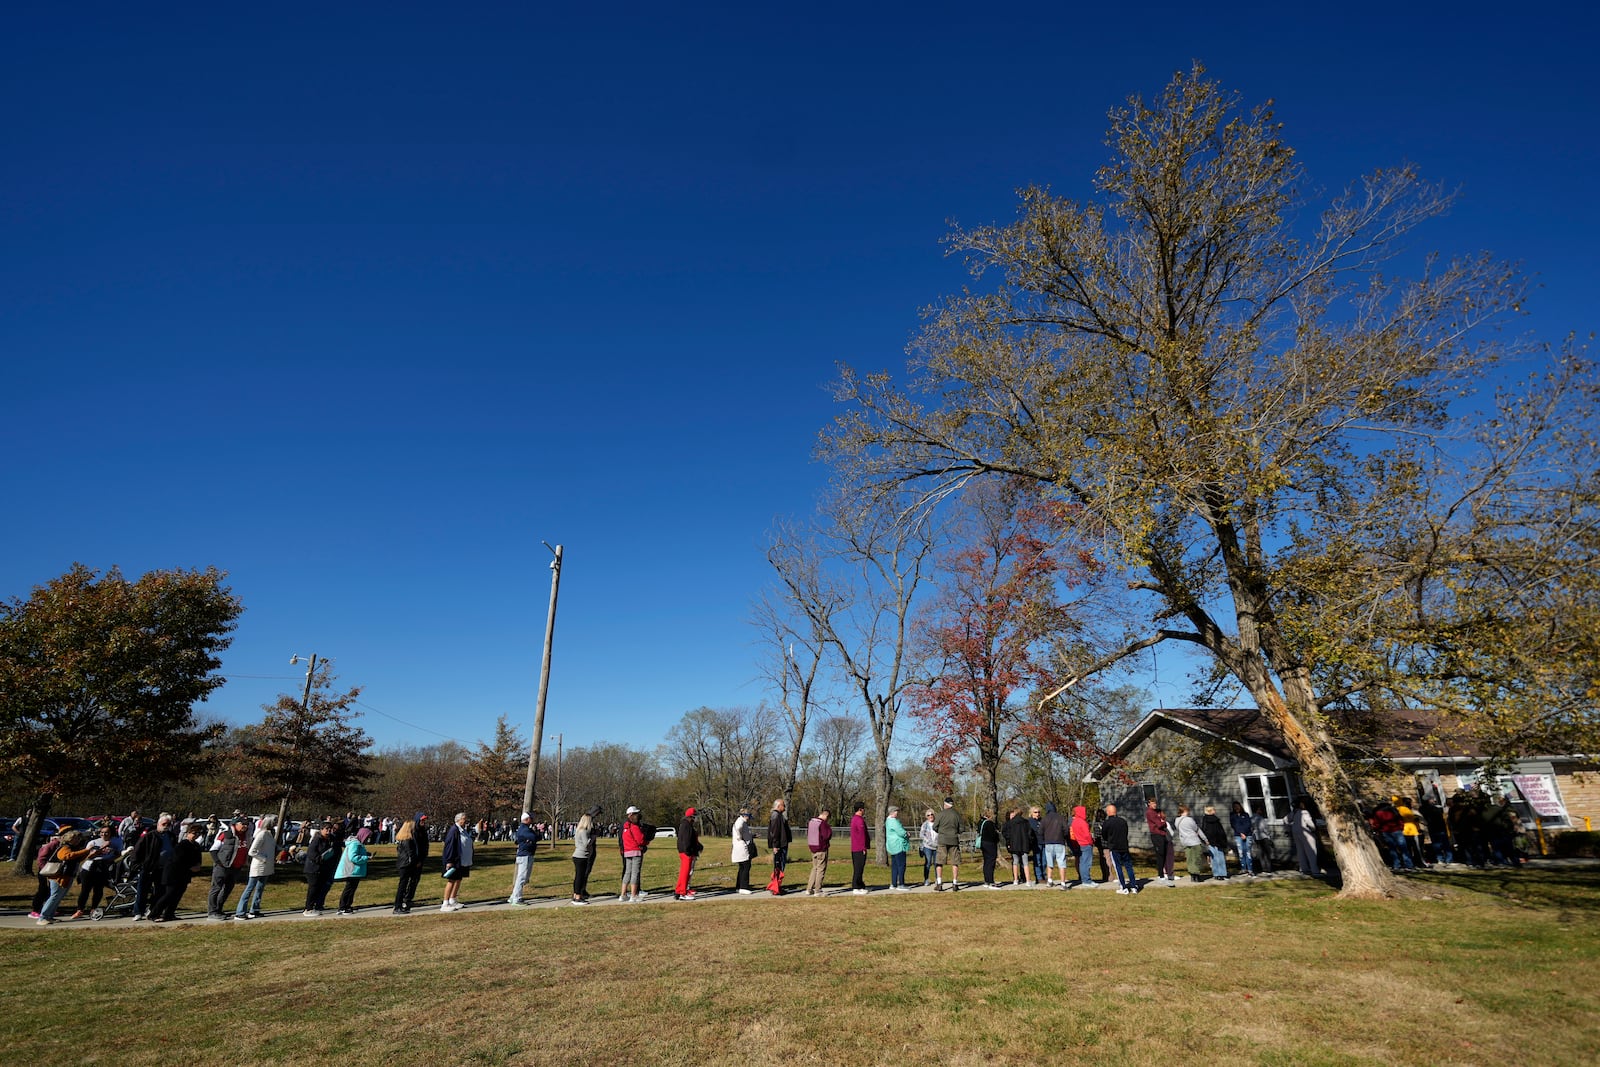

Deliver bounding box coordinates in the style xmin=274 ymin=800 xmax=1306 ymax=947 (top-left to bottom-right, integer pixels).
xmin=1511 ymin=775 xmax=1567 ymax=819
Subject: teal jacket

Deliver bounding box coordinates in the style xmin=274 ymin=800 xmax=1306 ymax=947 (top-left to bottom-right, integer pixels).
xmin=334 ymin=836 xmax=370 ymax=879
xmin=885 ymin=816 xmax=909 ymax=856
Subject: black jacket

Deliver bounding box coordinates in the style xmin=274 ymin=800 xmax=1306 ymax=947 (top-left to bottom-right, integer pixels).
xmin=677 ymin=816 xmax=703 ymax=857
xmin=1200 ymin=813 xmax=1229 ymax=849
xmin=767 ymin=809 xmax=791 ymax=850
xmin=1100 ymin=815 xmax=1131 ymax=852
xmin=303 ymin=834 xmax=339 ymax=876
xmin=1001 ymin=814 xmax=1033 ymax=854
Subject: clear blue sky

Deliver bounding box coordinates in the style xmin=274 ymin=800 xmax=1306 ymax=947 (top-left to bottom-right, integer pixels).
xmin=4 ymin=4 xmax=1595 ymax=753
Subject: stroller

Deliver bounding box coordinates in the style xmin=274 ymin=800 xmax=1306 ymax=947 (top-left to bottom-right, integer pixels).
xmin=91 ymin=856 xmax=140 ymax=921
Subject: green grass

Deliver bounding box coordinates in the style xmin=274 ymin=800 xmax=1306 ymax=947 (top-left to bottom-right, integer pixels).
xmin=5 ymin=847 xmax=1599 ymax=1066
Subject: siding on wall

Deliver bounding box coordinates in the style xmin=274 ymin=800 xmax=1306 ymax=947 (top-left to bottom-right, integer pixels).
xmin=1103 ymin=727 xmax=1298 ymax=856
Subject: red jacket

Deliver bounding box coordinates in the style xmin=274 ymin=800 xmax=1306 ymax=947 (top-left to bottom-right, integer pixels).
xmin=1069 ymin=806 xmax=1094 ymax=847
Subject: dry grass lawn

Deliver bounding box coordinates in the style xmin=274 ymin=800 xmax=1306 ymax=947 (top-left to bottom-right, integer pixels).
xmin=3 ymin=844 xmax=1597 ymax=1066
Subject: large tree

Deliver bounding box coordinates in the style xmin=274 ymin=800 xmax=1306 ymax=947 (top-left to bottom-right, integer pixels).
xmin=1 ymin=563 xmax=241 ymax=873
xmin=909 ymin=480 xmax=1099 ymax=818
xmin=236 ymin=661 xmax=373 ymax=830
xmin=464 ymin=714 xmax=529 ymax=823
xmin=826 ymin=66 xmax=1597 ymax=897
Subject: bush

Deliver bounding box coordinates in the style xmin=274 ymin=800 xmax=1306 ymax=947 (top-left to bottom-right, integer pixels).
xmin=1550 ymin=831 xmax=1600 ymax=858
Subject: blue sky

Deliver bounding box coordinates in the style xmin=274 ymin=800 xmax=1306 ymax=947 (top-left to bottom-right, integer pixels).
xmin=4 ymin=4 xmax=1595 ymax=755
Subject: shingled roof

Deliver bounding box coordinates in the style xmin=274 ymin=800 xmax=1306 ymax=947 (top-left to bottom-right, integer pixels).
xmin=1086 ymin=705 xmax=1491 ymax=782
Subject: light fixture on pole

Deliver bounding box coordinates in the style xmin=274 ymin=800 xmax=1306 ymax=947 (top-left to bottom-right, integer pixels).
xmin=275 ymin=653 xmax=323 ymax=837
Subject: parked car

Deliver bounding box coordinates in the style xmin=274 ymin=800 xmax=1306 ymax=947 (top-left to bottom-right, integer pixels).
xmin=655 ymin=827 xmax=677 ymax=838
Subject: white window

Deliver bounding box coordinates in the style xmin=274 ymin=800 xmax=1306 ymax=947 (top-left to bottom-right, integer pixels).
xmin=1239 ymin=773 xmax=1292 ymax=821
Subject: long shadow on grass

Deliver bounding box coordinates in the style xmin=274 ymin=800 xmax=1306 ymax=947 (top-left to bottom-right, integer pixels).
xmin=1408 ymin=864 xmax=1600 ymax=913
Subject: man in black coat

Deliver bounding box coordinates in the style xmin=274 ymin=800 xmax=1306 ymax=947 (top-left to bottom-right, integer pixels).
xmin=301 ymin=824 xmax=340 ymax=915
xmin=1101 ymin=804 xmax=1138 ymax=894
xmin=767 ymin=798 xmax=792 ymax=895
xmin=150 ymin=824 xmax=205 ymax=922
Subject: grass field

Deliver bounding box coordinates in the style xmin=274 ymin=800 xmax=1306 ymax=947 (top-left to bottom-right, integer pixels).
xmin=4 ymin=842 xmax=1598 ymax=1066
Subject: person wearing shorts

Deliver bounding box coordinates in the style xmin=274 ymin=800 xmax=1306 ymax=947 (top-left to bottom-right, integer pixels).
xmin=440 ymin=812 xmax=473 ymax=912
xmin=933 ymin=796 xmax=962 ymax=891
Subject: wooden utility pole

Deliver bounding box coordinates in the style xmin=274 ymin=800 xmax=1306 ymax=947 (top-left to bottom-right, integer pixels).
xmin=521 ymin=544 xmax=563 ymax=820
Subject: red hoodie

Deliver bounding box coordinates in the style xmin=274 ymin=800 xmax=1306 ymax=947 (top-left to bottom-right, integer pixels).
xmin=1069 ymin=805 xmax=1093 ymax=847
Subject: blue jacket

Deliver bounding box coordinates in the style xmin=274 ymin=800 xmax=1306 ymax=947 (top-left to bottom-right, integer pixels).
xmin=515 ymin=823 xmax=540 ymax=857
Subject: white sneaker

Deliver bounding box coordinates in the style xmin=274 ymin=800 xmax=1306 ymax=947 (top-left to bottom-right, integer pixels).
xmin=852 ymin=888 xmax=869 ymax=895
xmin=1116 ymin=887 xmax=1130 ymax=895
xmin=738 ymin=888 xmax=755 ymax=895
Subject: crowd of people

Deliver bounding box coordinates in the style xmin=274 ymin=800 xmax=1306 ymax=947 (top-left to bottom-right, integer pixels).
xmin=19 ymin=784 xmax=1528 ymax=926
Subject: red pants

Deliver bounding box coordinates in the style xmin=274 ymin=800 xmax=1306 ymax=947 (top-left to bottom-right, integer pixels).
xmin=675 ymin=853 xmax=694 ymax=895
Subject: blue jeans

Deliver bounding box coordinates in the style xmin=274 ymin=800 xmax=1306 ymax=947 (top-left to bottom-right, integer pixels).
xmin=890 ymin=850 xmax=907 ymax=887
xmin=1077 ymin=846 xmax=1094 ymax=884
xmin=40 ymin=879 xmax=70 ymax=921
xmin=1234 ymin=835 xmax=1254 ymax=874
xmin=1207 ymin=845 xmax=1228 ymax=878
xmin=1385 ymin=831 xmax=1413 ymax=870
xmin=1111 ymin=850 xmax=1136 ymax=889
xmin=509 ymin=854 xmax=533 ymax=903
xmin=236 ymin=875 xmax=268 ymax=915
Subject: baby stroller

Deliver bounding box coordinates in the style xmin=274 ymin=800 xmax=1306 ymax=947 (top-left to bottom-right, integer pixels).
xmin=92 ymin=857 xmax=140 ymax=921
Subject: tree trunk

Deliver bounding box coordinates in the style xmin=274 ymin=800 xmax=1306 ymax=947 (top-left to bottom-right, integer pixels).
xmin=1243 ymin=659 xmax=1403 ymax=898
xmin=872 ymin=755 xmax=893 ymax=865
xmin=10 ymin=794 xmax=53 ymax=877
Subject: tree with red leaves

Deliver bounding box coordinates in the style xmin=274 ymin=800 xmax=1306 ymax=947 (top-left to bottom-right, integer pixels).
xmin=910 ymin=481 xmax=1100 ymax=817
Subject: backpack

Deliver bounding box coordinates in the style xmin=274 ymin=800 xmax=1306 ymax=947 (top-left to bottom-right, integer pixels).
xmin=807 ymin=817 xmax=824 ymax=849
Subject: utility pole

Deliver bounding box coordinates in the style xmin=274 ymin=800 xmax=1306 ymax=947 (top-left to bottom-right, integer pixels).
xmin=521 ymin=543 xmax=563 ymax=821
xmin=276 ymin=653 xmax=319 ymax=836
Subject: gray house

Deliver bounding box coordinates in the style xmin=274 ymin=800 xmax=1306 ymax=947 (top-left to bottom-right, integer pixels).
xmin=1085 ymin=707 xmax=1308 ymax=859
xmin=1086 ymin=707 xmax=1598 ymax=859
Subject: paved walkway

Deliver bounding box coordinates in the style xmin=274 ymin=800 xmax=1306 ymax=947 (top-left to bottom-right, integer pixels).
xmin=0 ymin=868 xmax=1334 ymax=931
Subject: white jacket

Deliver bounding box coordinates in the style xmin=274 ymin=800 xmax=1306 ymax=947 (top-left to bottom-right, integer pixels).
xmin=1175 ymin=815 xmax=1204 ymax=848
xmin=247 ymin=827 xmax=277 ymax=877
xmin=731 ymin=815 xmax=755 ymax=862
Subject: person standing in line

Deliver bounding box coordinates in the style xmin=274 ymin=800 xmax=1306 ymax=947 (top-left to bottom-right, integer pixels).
xmin=1289 ymin=796 xmax=1320 ymax=876
xmin=885 ymin=805 xmax=909 ymax=890
xmin=1039 ymin=803 xmax=1069 ymax=886
xmin=1102 ymin=804 xmax=1138 ymax=894
xmin=1229 ymin=802 xmax=1256 ymax=877
xmin=131 ymin=813 xmax=174 ymax=920
xmin=234 ymin=814 xmax=277 ymax=919
xmin=976 ymin=807 xmax=1003 ymax=888
xmin=732 ymin=807 xmax=757 ymax=894
xmin=440 ymin=812 xmax=473 ymax=912
xmin=1069 ymin=804 xmax=1095 ymax=887
xmin=1028 ymin=806 xmax=1046 ymax=884
xmin=620 ymin=807 xmax=646 ymax=902
xmin=571 ymin=807 xmax=597 ymax=905
xmin=805 ymin=806 xmax=833 ymax=896
xmin=149 ymin=824 xmax=206 ymax=923
xmin=1200 ymin=806 xmax=1231 ymax=880
xmin=392 ymin=818 xmax=424 ymax=914
xmin=848 ymin=801 xmax=871 ymax=894
xmin=1146 ymin=800 xmax=1176 ymax=886
xmin=206 ymin=815 xmax=253 ymax=920
xmin=1000 ymin=807 xmax=1031 ymax=887
xmin=507 ymin=814 xmax=539 ymax=905
xmin=1419 ymin=792 xmax=1452 ymax=865
xmin=933 ymin=797 xmax=962 ymax=892
xmin=1396 ymin=796 xmax=1429 ymax=869
xmin=334 ymin=829 xmax=370 ymax=914
xmin=302 ymin=823 xmax=338 ymax=915
xmin=919 ymin=810 xmax=939 ymax=886
xmin=1251 ymin=808 xmax=1276 ymax=873
xmin=71 ymin=824 xmax=120 ymax=919
xmin=38 ymin=831 xmax=99 ymax=925
xmin=767 ymin=798 xmax=792 ymax=896
xmin=674 ymin=807 xmax=703 ymax=900
xmin=1175 ymin=805 xmax=1206 ymax=881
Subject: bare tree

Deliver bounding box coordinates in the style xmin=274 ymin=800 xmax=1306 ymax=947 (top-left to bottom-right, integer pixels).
xmin=759 ymin=522 xmax=841 ymax=807
xmin=662 ymin=706 xmax=781 ymax=835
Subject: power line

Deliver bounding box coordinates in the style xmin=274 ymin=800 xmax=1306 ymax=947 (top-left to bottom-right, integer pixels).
xmin=352 ymin=698 xmax=471 ymax=746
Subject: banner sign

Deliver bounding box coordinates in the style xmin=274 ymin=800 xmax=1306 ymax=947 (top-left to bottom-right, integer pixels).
xmin=1511 ymin=775 xmax=1568 ymax=820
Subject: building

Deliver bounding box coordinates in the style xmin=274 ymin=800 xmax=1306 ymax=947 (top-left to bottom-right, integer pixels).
xmin=1085 ymin=707 xmax=1596 ymax=858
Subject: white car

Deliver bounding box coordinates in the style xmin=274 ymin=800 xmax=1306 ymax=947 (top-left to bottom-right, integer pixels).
xmin=654 ymin=827 xmax=676 ymax=838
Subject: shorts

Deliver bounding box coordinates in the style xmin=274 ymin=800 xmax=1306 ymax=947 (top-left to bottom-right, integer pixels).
xmin=936 ymin=844 xmax=960 ymax=867
xmin=1045 ymin=843 xmax=1067 ymax=868
xmin=444 ymin=865 xmax=471 ymax=881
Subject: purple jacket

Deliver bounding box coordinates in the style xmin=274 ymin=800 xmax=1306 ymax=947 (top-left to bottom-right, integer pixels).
xmin=850 ymin=812 xmax=869 ymax=852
